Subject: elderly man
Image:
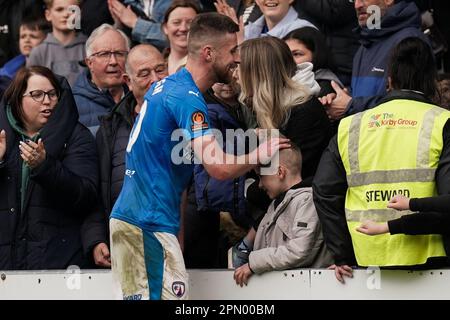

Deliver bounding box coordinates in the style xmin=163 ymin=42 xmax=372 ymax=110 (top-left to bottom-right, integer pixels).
xmin=73 ymin=24 xmax=130 ymax=135
xmin=84 ymin=44 xmax=168 ymax=268
xmin=322 ymin=0 xmax=427 ymax=120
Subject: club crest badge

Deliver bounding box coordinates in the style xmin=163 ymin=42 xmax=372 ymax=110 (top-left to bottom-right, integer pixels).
xmin=172 ymin=281 xmax=186 ymax=298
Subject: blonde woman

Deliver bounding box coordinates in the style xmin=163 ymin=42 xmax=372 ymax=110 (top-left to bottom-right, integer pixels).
xmin=239 ymin=36 xmax=331 ymax=179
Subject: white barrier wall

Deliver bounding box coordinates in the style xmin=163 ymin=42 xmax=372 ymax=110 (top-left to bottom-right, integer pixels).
xmin=0 ymin=269 xmax=449 ymax=300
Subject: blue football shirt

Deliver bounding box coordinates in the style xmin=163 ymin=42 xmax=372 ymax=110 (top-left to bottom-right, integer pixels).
xmin=111 ymin=68 xmax=212 ymax=235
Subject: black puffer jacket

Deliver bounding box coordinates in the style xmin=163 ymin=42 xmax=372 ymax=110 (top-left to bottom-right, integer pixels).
xmin=82 ymin=92 xmax=136 ymax=255
xmin=0 ymin=76 xmax=98 ymax=270
xmin=96 ymin=91 xmax=136 ymax=216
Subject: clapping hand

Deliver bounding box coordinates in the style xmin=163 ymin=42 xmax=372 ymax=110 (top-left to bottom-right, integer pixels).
xmin=19 ymin=139 xmax=46 ymax=169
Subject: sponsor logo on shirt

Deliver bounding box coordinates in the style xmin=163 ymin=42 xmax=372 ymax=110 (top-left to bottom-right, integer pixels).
xmin=191 ymin=111 xmax=209 ymax=132
xmin=125 ymin=169 xmax=136 ymax=178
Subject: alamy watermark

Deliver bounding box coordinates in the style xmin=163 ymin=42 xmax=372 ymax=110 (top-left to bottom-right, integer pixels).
xmin=366 ymin=5 xmax=381 ymax=30
xmin=66 ymin=265 xmax=81 ymax=290
xmin=66 ymin=5 xmax=81 ymax=30
xmin=366 ymin=266 xmax=381 ymax=290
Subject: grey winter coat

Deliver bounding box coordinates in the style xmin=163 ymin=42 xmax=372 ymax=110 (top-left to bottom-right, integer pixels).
xmin=249 ymin=187 xmax=333 ymax=274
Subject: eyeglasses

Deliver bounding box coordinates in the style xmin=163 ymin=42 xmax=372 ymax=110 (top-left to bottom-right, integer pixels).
xmin=90 ymin=50 xmax=128 ymax=61
xmin=23 ymin=89 xmax=59 ymax=102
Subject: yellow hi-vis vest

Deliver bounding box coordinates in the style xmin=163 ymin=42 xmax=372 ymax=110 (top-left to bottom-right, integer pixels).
xmin=337 ymin=99 xmax=450 ymax=267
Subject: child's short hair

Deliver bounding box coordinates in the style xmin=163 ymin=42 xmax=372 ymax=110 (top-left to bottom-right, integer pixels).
xmin=21 ymin=15 xmax=51 ymax=34
xmin=260 ymin=134 xmax=303 ymax=176
xmin=279 ymin=143 xmax=303 ymax=176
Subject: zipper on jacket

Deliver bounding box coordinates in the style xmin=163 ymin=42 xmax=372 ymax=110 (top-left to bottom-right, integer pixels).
xmin=203 ymin=174 xmax=210 ymax=206
xmin=233 ymin=178 xmax=239 ymax=216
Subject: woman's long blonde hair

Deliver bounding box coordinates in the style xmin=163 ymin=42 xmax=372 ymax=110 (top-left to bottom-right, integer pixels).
xmin=239 ymin=37 xmax=310 ymax=129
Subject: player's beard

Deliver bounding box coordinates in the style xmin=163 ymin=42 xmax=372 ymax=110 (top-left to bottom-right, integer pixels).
xmin=213 ymin=62 xmax=235 ymax=85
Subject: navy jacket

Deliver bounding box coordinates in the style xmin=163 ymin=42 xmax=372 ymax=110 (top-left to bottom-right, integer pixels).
xmin=73 ymin=69 xmax=121 ymax=134
xmin=347 ymin=1 xmax=427 ymax=115
xmin=193 ymin=90 xmax=251 ymax=227
xmin=0 ymin=76 xmax=98 ymax=270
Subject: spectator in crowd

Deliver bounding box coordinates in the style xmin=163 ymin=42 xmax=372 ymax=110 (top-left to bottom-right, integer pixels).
xmin=239 ymin=36 xmax=331 ymax=183
xmin=283 ymin=27 xmax=343 ymax=97
xmin=107 ymin=0 xmax=172 ymax=50
xmin=185 ymin=78 xmax=251 ymax=268
xmin=0 ymin=16 xmax=49 ymax=98
xmin=313 ymin=37 xmax=450 ymax=284
xmin=321 ymin=0 xmax=427 ymax=120
xmin=72 ymin=24 xmax=130 ymax=135
xmin=0 ymin=66 xmax=98 ymax=269
xmin=0 ymin=0 xmax=45 ymax=67
xmin=292 ymin=0 xmax=359 ymax=87
xmin=109 ymin=13 xmax=290 ymax=300
xmin=217 ymin=0 xmax=358 ymax=86
xmin=438 ymin=75 xmax=450 ymax=110
xmin=234 ymin=146 xmax=333 ymax=286
xmin=162 ymin=0 xmax=201 ymax=75
xmin=83 ymin=44 xmax=168 ymax=269
xmin=27 ymin=0 xmax=87 ymax=87
xmin=244 ymin=0 xmax=316 ymax=40
xmin=284 ymin=27 xmax=345 ymax=135
xmin=231 ymin=36 xmax=331 ymax=267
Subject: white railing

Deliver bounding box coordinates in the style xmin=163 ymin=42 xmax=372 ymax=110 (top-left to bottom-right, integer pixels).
xmin=0 ymin=269 xmax=449 ymax=300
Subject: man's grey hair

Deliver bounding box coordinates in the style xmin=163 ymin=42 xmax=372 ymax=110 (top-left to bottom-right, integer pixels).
xmin=85 ymin=23 xmax=131 ymax=57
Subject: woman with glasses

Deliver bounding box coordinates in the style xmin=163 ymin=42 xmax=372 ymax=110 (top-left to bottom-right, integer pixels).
xmin=0 ymin=66 xmax=99 ymax=270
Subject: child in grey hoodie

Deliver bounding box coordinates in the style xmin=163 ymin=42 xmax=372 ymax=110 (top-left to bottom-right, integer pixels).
xmin=27 ymin=0 xmax=86 ymax=86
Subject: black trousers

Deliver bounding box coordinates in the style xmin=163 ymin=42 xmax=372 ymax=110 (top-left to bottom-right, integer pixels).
xmin=183 ymin=189 xmax=221 ymax=269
